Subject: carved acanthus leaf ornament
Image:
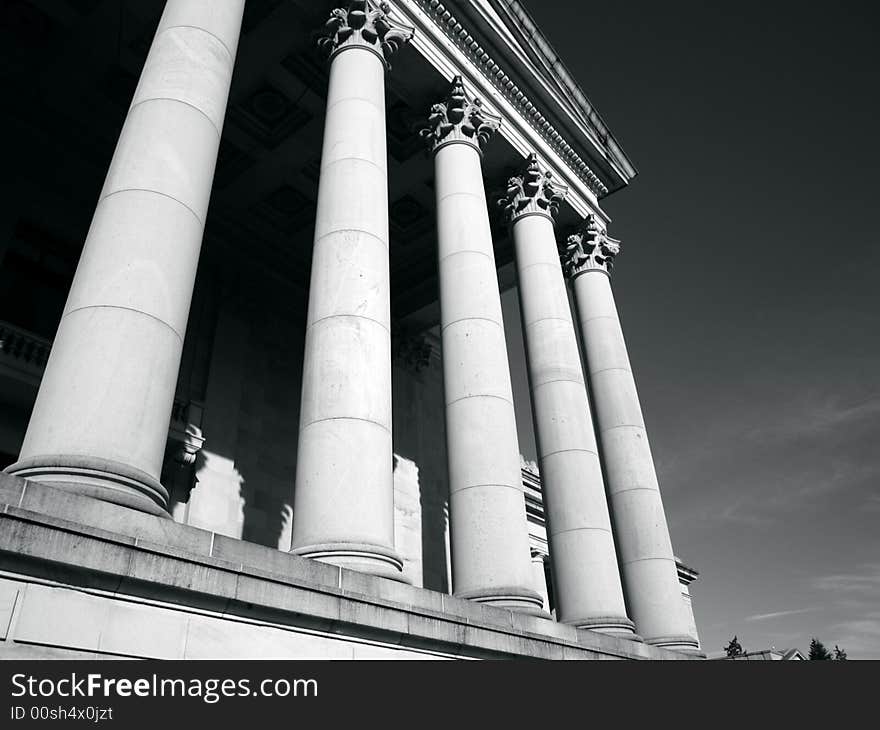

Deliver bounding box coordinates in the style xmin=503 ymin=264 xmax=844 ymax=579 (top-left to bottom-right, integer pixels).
xmin=498 ymin=153 xmax=568 ymax=225
xmin=318 ymin=1 xmax=414 ymax=67
xmin=420 ymin=75 xmax=501 ymax=154
xmin=560 ymin=213 xmax=621 ymax=277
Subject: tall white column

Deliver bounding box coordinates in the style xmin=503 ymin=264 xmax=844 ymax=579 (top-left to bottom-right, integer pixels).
xmin=502 ymin=155 xmax=635 ymax=636
xmin=562 ymin=216 xmax=700 ymax=653
xmin=421 ymin=78 xmax=543 ymax=613
xmin=5 ymin=0 xmax=245 ymax=515
xmin=290 ymin=2 xmax=413 ymax=580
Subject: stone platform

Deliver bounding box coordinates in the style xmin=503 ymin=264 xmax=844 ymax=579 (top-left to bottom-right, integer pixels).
xmin=0 ymin=473 xmax=693 ymax=660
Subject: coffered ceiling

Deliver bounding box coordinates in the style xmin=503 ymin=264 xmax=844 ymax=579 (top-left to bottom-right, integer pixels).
xmin=1 ymin=0 xmax=584 ymax=333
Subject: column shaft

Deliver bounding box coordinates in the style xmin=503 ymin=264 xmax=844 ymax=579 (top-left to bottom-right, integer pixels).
xmin=6 ymin=0 xmax=245 ymax=515
xmin=512 ymin=214 xmax=634 ymax=635
xmin=290 ymin=46 xmax=402 ymax=579
xmin=435 ymin=142 xmax=542 ymax=613
xmin=572 ymin=270 xmax=698 ymax=651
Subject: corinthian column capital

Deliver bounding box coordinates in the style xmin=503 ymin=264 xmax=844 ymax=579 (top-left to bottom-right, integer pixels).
xmin=420 ymin=75 xmax=501 ymax=155
xmin=318 ymin=0 xmax=414 ymax=68
xmin=561 ymin=213 xmax=621 ymax=278
xmin=498 ymin=153 xmax=568 ymax=226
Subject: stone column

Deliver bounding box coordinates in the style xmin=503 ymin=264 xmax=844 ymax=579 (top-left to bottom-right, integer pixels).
xmin=501 ymin=155 xmax=635 ymax=637
xmin=562 ymin=215 xmax=700 ymax=653
xmin=4 ymin=0 xmax=245 ymax=515
xmin=290 ymin=2 xmax=413 ymax=580
xmin=421 ymin=77 xmax=543 ymax=613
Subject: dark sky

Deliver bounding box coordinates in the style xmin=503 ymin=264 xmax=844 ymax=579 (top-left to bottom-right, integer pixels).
xmin=501 ymin=0 xmax=880 ymax=658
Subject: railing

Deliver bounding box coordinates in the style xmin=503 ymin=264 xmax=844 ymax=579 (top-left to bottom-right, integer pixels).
xmin=0 ymin=320 xmax=52 ymax=372
xmin=0 ymin=319 xmax=205 ymax=464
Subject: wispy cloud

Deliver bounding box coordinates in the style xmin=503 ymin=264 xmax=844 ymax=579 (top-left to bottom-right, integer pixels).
xmin=864 ymin=495 xmax=880 ymax=512
xmin=744 ymin=607 xmax=816 ymax=622
xmin=812 ymin=565 xmax=880 ymax=594
xmin=808 ymin=566 xmax=880 ymax=657
xmin=829 ymin=614 xmax=880 ymax=658
xmin=747 ymin=392 xmax=880 ymax=444
xmin=833 ymin=617 xmax=880 ymax=637
xmin=661 ymin=385 xmax=880 ymax=535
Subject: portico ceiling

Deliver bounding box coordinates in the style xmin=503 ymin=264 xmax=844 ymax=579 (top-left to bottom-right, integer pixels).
xmin=1 ymin=0 xmax=600 ymax=332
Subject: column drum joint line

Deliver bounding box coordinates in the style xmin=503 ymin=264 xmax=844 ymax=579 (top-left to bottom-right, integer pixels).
xmin=127 ymin=96 xmax=225 ymax=138
xmin=440 ymin=315 xmax=504 ymax=333
xmin=588 ymin=366 xmax=633 ymax=378
xmin=548 ymin=525 xmax=615 ymax=538
xmin=531 ymin=377 xmax=587 ymax=390
xmin=437 ymin=248 xmax=494 ymax=265
xmin=539 ymin=446 xmax=600 ymax=460
xmin=598 ymin=423 xmax=647 ymax=435
xmin=97 ymin=188 xmax=204 ymax=226
xmin=298 ymin=415 xmax=391 ymax=434
xmin=158 ymin=24 xmax=236 ymax=60
xmin=305 ymin=312 xmax=390 ymax=334
xmin=61 ymin=304 xmax=185 ymax=343
xmin=443 ymin=392 xmax=514 ymax=409
xmin=448 ymin=482 xmax=525 ymax=495
xmin=314 ymin=228 xmax=390 ymax=247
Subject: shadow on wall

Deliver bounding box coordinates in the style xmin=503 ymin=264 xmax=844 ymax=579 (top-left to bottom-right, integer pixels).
xmin=392 ymin=427 xmax=451 ymax=592
xmin=166 ymin=438 xmax=292 ymax=551
xmin=391 ymin=350 xmax=453 ymax=593
xmin=165 ymin=293 xmax=302 ymax=552
xmin=240 ymin=476 xmax=292 ymax=550
xmin=420 ymin=487 xmax=450 ymax=594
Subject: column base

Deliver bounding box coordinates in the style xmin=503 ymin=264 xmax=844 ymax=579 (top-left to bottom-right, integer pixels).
xmin=4 ymin=455 xmax=169 ymax=517
xmin=566 ymin=616 xmax=641 ymax=641
xmin=455 ymin=586 xmax=547 ymax=616
xmin=644 ymin=634 xmax=703 ymax=655
xmin=291 ymin=542 xmax=408 ymax=583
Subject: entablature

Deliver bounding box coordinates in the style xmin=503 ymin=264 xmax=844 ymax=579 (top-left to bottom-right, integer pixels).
xmin=397 ymin=0 xmax=636 ymax=224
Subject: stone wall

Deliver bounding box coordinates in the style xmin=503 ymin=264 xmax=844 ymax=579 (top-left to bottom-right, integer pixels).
xmin=176 ymin=289 xmax=304 ymax=553
xmin=392 ymin=350 xmax=450 ymax=591
xmin=166 ymin=259 xmax=454 ymax=591
xmin=0 ymin=473 xmax=694 ymax=660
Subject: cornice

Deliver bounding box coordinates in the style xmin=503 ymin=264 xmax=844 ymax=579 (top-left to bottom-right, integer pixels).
xmin=412 ymin=0 xmax=610 ymax=197
xmin=484 ymin=0 xmax=637 ymax=183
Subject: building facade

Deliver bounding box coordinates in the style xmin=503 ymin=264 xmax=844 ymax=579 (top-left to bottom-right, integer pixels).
xmin=0 ymin=0 xmax=701 ymax=659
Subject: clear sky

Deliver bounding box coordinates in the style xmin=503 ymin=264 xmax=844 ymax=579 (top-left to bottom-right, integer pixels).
xmin=501 ymin=0 xmax=880 ymax=658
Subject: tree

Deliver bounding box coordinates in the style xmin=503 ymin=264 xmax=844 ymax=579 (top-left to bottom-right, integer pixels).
xmin=809 ymin=637 xmax=832 ymax=660
xmin=724 ymin=635 xmax=745 ymax=658
xmin=833 ymin=645 xmax=848 ymax=660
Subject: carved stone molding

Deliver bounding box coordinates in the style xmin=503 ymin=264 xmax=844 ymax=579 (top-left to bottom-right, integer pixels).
xmin=420 ymin=75 xmax=501 ymax=155
xmin=413 ymin=0 xmax=610 ymax=197
xmin=318 ymin=1 xmax=414 ymax=69
xmin=391 ymin=322 xmax=433 ymax=374
xmin=168 ymin=399 xmax=206 ymax=467
xmin=520 ymin=455 xmax=540 ymax=479
xmin=0 ymin=320 xmax=51 ymax=384
xmin=560 ymin=213 xmax=621 ymax=278
xmin=498 ymin=153 xmax=568 ymax=225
